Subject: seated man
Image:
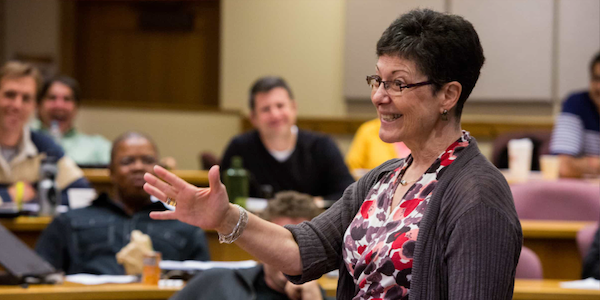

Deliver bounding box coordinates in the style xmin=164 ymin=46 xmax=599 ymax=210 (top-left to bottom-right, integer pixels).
xmin=32 ymin=75 xmax=111 ymax=167
xmin=221 ymin=76 xmax=354 ymax=200
xmin=171 ymin=191 xmax=325 ymax=300
xmin=550 ymin=52 xmax=600 ymax=177
xmin=582 ymin=226 xmax=600 ymax=280
xmin=0 ymin=61 xmax=89 ymax=205
xmin=35 ymin=131 xmax=210 ymax=275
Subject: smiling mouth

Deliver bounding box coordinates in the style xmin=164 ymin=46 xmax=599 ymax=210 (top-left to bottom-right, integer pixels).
xmin=381 ymin=114 xmax=403 ymax=121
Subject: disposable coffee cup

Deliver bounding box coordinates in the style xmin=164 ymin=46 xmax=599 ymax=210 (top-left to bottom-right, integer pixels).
xmin=540 ymin=155 xmax=560 ymax=180
xmin=508 ymin=138 xmax=533 ymax=183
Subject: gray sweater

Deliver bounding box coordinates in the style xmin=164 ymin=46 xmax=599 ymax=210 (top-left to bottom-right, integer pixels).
xmin=285 ymin=139 xmax=523 ymax=300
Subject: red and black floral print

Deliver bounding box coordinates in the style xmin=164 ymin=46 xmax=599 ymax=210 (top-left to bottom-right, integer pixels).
xmin=342 ymin=131 xmax=470 ymax=300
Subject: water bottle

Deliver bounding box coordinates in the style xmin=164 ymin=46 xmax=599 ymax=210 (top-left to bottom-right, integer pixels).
xmin=223 ymin=156 xmax=249 ymax=207
xmin=38 ymin=156 xmax=61 ymax=216
xmin=50 ymin=120 xmax=62 ymax=144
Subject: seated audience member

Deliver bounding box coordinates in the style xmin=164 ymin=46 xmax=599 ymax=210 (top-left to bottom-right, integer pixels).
xmin=0 ymin=61 xmax=89 ymax=205
xmin=32 ymin=75 xmax=111 ymax=167
xmin=221 ymin=76 xmax=354 ymax=200
xmin=171 ymin=191 xmax=325 ymax=300
xmin=35 ymin=131 xmax=210 ymax=275
xmin=550 ymin=52 xmax=600 ymax=178
xmin=345 ymin=118 xmax=410 ymax=175
xmin=582 ymin=226 xmax=600 ymax=279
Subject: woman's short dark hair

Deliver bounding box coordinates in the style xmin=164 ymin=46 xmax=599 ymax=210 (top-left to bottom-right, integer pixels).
xmin=376 ymin=9 xmax=485 ymax=118
xmin=248 ymin=76 xmax=294 ymax=111
xmin=37 ymin=75 xmax=81 ymax=105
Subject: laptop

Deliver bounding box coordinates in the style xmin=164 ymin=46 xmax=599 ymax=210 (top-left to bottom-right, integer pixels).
xmin=0 ymin=223 xmax=62 ymax=285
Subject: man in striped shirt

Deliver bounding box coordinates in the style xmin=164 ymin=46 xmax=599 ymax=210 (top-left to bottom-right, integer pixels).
xmin=550 ymin=52 xmax=600 ymax=178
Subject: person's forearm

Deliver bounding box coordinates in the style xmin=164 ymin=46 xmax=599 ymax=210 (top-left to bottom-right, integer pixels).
xmin=217 ymin=204 xmax=303 ymax=275
xmin=559 ymin=155 xmax=600 ymax=178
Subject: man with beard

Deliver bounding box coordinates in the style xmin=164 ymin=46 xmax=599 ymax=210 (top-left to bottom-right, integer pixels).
xmin=31 ymin=75 xmax=111 ymax=166
xmin=0 ymin=62 xmax=89 ymax=205
xmin=35 ymin=132 xmax=210 ymax=275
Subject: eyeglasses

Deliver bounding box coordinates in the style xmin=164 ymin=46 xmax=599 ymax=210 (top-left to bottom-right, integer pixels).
xmin=366 ymin=75 xmax=432 ymax=96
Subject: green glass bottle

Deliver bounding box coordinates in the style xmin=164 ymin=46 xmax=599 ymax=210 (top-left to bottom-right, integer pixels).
xmin=224 ymin=156 xmax=249 ymax=207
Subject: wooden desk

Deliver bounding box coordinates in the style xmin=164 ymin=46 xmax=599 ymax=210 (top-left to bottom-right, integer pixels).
xmin=1 ymin=279 xmax=598 ymax=300
xmin=521 ymin=220 xmax=596 ymax=280
xmin=82 ymin=169 xmax=209 ymax=195
xmin=0 ymin=216 xmax=52 ymax=249
xmin=513 ymin=279 xmax=600 ymax=300
xmin=317 ymin=277 xmax=600 ymax=299
xmin=0 ymin=282 xmax=180 ymax=300
xmin=0 ymin=216 xmax=255 ymax=262
xmin=2 ymin=217 xmax=592 ymax=278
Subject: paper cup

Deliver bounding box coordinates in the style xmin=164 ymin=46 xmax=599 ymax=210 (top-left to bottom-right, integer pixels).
xmin=508 ymin=138 xmax=533 ymax=183
xmin=540 ymin=155 xmax=560 ymax=180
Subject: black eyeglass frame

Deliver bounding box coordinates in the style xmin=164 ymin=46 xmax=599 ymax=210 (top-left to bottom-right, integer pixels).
xmin=366 ymin=75 xmax=433 ymax=94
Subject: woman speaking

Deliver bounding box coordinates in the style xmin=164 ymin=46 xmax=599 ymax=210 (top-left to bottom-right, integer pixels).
xmin=144 ymin=8 xmax=522 ymax=300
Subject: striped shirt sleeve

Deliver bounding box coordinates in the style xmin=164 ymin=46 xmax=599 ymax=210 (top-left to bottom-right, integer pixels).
xmin=550 ymin=112 xmax=584 ymax=156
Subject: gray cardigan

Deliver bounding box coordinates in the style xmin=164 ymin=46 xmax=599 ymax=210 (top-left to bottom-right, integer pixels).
xmin=285 ymin=139 xmax=523 ymax=300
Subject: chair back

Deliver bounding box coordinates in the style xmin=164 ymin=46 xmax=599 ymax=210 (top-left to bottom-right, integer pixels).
xmin=577 ymin=223 xmax=599 ymax=259
xmin=511 ymin=179 xmax=600 ymax=221
xmin=516 ymin=246 xmax=543 ymax=279
xmin=491 ymin=130 xmax=551 ymax=171
xmin=199 ymin=151 xmax=220 ymax=170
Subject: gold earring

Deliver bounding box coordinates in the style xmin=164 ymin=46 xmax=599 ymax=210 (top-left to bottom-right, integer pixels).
xmin=441 ymin=109 xmax=448 ymax=121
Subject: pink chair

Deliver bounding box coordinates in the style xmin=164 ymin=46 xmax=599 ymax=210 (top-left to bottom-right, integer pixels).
xmin=516 ymin=246 xmax=543 ymax=279
xmin=511 ymin=179 xmax=600 ymax=221
xmin=577 ymin=223 xmax=599 ymax=259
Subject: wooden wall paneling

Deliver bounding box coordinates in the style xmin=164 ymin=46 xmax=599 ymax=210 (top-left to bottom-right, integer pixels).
xmin=74 ymin=1 xmax=219 ymax=110
xmin=0 ymin=0 xmax=5 ymax=62
xmin=59 ymin=0 xmax=76 ymax=77
xmin=242 ymin=117 xmax=554 ymax=140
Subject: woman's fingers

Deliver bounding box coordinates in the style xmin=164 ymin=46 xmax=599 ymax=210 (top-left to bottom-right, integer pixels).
xmin=153 ymin=165 xmax=189 ymax=190
xmin=143 ymin=182 xmax=169 ymax=202
xmin=207 ymin=165 xmax=224 ymax=192
xmin=149 ymin=211 xmax=177 ymax=220
xmin=143 ymin=172 xmax=178 ymax=196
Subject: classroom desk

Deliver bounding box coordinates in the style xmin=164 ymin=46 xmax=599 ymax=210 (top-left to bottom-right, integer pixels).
xmin=0 ymin=282 xmax=180 ymax=300
xmin=0 ymin=216 xmax=255 ymax=262
xmin=315 ymin=277 xmax=600 ymax=299
xmin=0 ymin=279 xmax=598 ymax=300
xmin=1 ymin=217 xmax=592 ymax=278
xmin=82 ymin=169 xmax=209 ymax=194
xmin=520 ymin=220 xmax=596 ymax=280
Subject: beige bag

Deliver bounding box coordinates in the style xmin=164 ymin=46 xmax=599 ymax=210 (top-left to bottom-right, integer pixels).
xmin=116 ymin=230 xmax=154 ymax=275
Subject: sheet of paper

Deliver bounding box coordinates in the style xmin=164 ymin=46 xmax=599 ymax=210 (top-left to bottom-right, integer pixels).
xmin=160 ymin=260 xmax=258 ymax=271
xmin=65 ymin=274 xmax=138 ymax=285
xmin=559 ymin=278 xmax=600 ymax=290
xmin=68 ymin=188 xmax=97 ymax=209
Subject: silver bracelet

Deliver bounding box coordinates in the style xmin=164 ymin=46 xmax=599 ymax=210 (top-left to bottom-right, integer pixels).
xmin=218 ymin=204 xmax=248 ymax=244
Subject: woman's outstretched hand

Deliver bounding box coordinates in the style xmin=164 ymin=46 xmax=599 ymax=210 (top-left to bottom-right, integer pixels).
xmin=144 ymin=165 xmax=231 ymax=230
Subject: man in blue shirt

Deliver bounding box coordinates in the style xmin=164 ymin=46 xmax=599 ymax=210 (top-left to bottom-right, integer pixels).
xmin=550 ymin=52 xmax=600 ymax=178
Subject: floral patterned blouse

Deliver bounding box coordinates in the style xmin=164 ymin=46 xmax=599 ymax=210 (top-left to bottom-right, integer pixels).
xmin=342 ymin=131 xmax=471 ymax=300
